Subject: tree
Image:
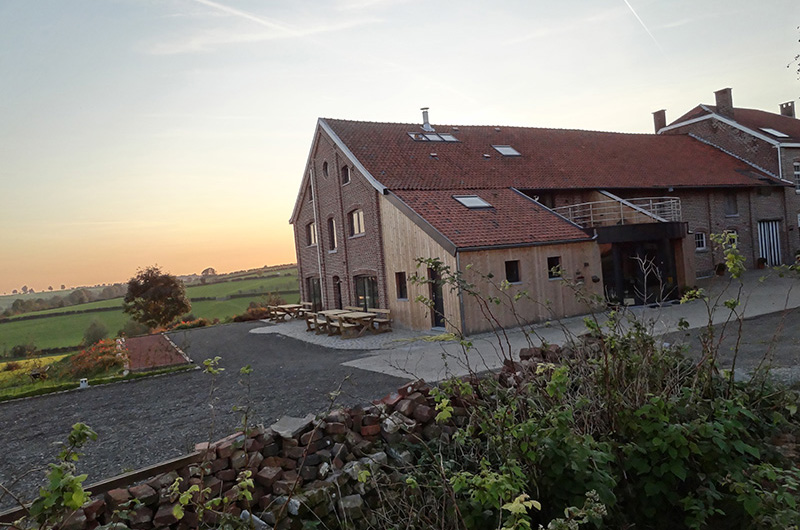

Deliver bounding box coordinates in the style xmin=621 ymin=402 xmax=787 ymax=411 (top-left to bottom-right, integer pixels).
xmin=83 ymin=319 xmax=108 ymax=346
xmin=60 ymin=284 xmax=66 ymax=290
xmin=48 ymin=286 xmax=53 ymax=291
xmin=21 ymin=286 xmax=28 ymax=294
xmin=123 ymin=266 xmax=191 ymax=329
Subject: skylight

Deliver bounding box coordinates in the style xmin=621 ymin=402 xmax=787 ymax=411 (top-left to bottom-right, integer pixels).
xmin=492 ymin=145 xmax=521 ymax=156
xmin=454 ymin=195 xmax=492 ymax=208
xmin=760 ymin=127 xmax=789 ymax=138
xmin=408 ymin=132 xmax=458 ymax=142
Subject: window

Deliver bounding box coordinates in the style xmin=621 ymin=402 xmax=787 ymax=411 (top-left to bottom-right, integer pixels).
xmin=322 ymin=161 xmax=329 ymax=178
xmin=760 ymin=127 xmax=789 ymax=138
xmin=306 ymin=222 xmax=317 ymax=246
xmin=794 ymin=162 xmax=800 ymax=193
xmin=694 ymin=232 xmax=707 ymax=251
xmin=726 ymin=229 xmax=738 ymax=245
xmin=341 ymin=165 xmax=350 ymax=185
xmin=395 ymin=272 xmax=408 ymax=300
xmin=306 ymin=277 xmax=322 ymax=312
xmin=505 ymin=261 xmax=520 ymax=283
xmin=349 ymin=209 xmax=365 ymax=236
xmin=453 ymin=195 xmax=492 ymax=208
xmin=547 ymin=256 xmax=562 ymax=279
xmin=492 ymin=145 xmax=521 ymax=156
xmin=307 ymin=184 xmax=313 ymax=202
xmin=407 ymin=132 xmax=458 ymax=142
xmin=724 ymin=191 xmax=738 ymax=216
xmin=327 ymin=218 xmax=337 ymax=251
xmin=354 ymin=275 xmax=378 ymax=310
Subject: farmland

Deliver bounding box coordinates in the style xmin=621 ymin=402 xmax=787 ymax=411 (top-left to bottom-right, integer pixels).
xmin=0 ymin=266 xmax=299 ymax=354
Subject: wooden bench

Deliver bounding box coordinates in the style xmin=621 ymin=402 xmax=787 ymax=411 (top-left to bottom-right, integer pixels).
xmin=304 ymin=312 xmax=317 ymax=332
xmin=314 ymin=314 xmax=330 ymax=335
xmin=344 ymin=306 xmax=363 ymax=312
xmin=368 ymin=308 xmax=393 ymax=333
xmin=29 ymin=365 xmax=50 ymax=382
xmin=325 ymin=314 xmax=360 ymax=339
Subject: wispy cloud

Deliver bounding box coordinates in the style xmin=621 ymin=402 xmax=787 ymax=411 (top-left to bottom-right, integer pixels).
xmin=505 ymin=7 xmax=625 ymax=45
xmin=146 ymin=0 xmax=379 ymax=54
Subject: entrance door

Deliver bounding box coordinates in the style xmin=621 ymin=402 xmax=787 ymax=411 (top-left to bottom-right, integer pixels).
xmin=428 ymin=268 xmax=445 ymax=328
xmin=354 ymin=275 xmax=378 ymax=310
xmin=758 ymin=220 xmax=782 ymax=266
xmin=307 ymin=277 xmax=322 ymax=311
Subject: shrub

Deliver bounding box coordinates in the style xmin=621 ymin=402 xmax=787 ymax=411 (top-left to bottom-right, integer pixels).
xmin=233 ymin=307 xmax=271 ymax=322
xmin=2 ymin=361 xmax=22 ymax=372
xmin=82 ymin=318 xmax=108 ymax=346
xmin=9 ymin=342 xmax=38 ymax=358
xmin=171 ymin=318 xmax=214 ymax=330
xmin=118 ymin=319 xmax=151 ymax=338
xmin=65 ymin=340 xmax=128 ymax=379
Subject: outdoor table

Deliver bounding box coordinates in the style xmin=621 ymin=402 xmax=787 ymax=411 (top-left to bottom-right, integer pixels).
xmin=275 ymin=304 xmax=304 ymax=319
xmin=318 ymin=309 xmax=348 ymax=316
xmin=335 ymin=311 xmax=378 ymax=337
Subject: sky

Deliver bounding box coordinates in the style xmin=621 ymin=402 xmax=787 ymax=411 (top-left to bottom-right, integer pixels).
xmin=0 ymin=0 xmax=798 ymax=294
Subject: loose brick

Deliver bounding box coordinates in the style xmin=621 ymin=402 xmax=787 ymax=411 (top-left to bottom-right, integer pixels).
xmin=153 ymin=504 xmax=179 ymax=527
xmin=256 ymin=466 xmax=283 ymax=488
xmin=360 ymin=424 xmax=381 ymax=437
xmin=413 ymin=404 xmax=436 ymax=424
xmin=128 ymin=483 xmax=158 ymax=506
xmin=104 ymin=488 xmax=131 ymax=510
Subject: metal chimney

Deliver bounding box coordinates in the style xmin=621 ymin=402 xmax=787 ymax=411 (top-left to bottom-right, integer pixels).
xmin=421 ymin=107 xmax=435 ymax=132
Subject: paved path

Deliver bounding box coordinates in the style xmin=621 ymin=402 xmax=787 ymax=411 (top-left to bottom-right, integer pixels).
xmin=0 ymin=323 xmax=406 ymax=510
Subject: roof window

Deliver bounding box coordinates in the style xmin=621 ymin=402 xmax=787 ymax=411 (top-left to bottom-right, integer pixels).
xmin=408 ymin=132 xmax=458 ymax=142
xmin=493 ymin=145 xmax=521 ymax=156
xmin=454 ymin=195 xmax=492 ymax=209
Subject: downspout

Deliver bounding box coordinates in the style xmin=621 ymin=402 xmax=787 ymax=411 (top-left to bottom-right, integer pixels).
xmin=777 ymin=145 xmax=783 ymax=180
xmin=456 ymin=251 xmax=467 ymax=335
xmin=309 ymin=169 xmax=325 ymax=306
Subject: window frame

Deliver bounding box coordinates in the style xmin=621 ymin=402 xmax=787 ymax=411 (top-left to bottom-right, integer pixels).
xmin=547 ymin=256 xmax=562 ymax=279
xmin=694 ymin=231 xmax=707 ymax=251
xmin=327 ymin=217 xmax=337 ymax=252
xmin=322 ymin=161 xmax=329 ymax=179
xmin=395 ymin=272 xmax=408 ymax=300
xmin=505 ymin=260 xmax=521 ymax=284
xmin=349 ymin=209 xmax=365 ymax=236
xmin=793 ymin=161 xmax=800 ymax=194
xmin=306 ymin=222 xmax=317 ymax=246
xmin=724 ymin=191 xmax=739 ymax=217
xmin=341 ymin=165 xmax=351 ymax=185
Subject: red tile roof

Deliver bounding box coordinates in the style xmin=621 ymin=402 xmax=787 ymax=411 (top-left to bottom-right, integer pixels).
xmin=392 ymin=188 xmax=591 ymax=248
xmin=670 ymin=105 xmax=800 ymax=142
xmin=324 ymin=118 xmax=778 ymax=191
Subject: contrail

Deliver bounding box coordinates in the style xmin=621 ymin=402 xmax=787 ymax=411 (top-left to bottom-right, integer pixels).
xmin=192 ymin=0 xmax=300 ymax=36
xmin=621 ymin=0 xmax=666 ymax=57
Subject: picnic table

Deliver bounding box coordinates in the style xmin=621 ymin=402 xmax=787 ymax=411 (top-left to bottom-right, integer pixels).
xmin=308 ymin=309 xmax=348 ymax=334
xmin=330 ymin=311 xmax=377 ymax=338
xmin=274 ymin=304 xmax=305 ymax=320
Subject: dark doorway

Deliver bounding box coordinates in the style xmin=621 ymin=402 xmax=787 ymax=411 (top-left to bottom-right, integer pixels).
xmin=428 ymin=267 xmax=445 ymax=328
xmin=307 ymin=277 xmax=322 ymax=311
xmin=354 ymin=275 xmax=378 ymax=310
xmin=601 ymin=240 xmax=678 ymax=305
xmin=332 ymin=276 xmax=342 ymax=309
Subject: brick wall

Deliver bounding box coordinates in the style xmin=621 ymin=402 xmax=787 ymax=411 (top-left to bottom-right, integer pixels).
xmin=293 ymin=128 xmax=387 ymax=309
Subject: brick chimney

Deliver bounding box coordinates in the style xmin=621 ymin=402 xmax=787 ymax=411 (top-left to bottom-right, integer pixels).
xmin=714 ymin=88 xmax=734 ymax=118
xmin=652 ymin=109 xmax=666 ymax=133
xmin=780 ymin=101 xmax=796 ymax=118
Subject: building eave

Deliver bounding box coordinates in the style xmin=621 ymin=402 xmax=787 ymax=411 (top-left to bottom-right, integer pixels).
xmin=318 ymin=118 xmax=388 ymax=195
xmin=383 ymin=191 xmax=458 ymax=256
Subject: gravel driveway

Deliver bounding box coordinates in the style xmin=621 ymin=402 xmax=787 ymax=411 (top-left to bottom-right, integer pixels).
xmin=0 ymin=322 xmax=407 ymax=510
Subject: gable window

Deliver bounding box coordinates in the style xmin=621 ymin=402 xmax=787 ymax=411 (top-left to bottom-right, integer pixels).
xmin=547 ymin=256 xmax=562 ymax=279
xmin=492 ymin=145 xmax=521 ymax=157
xmin=307 ymin=184 xmax=313 ymax=202
xmin=724 ymin=191 xmax=738 ymax=217
xmin=341 ymin=165 xmax=351 ymax=185
xmin=327 ymin=218 xmax=337 ymax=251
xmin=322 ymin=161 xmax=329 ymax=178
xmin=505 ymin=260 xmax=520 ymax=283
xmin=395 ymin=272 xmax=408 ymax=300
xmin=306 ymin=222 xmax=317 ymax=246
xmin=794 ymin=161 xmax=800 ymax=193
xmin=349 ymin=209 xmax=365 ymax=236
xmin=694 ymin=232 xmax=707 ymax=251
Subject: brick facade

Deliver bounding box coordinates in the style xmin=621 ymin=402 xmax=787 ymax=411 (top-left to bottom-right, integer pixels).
xmin=293 ymin=129 xmax=388 ymax=310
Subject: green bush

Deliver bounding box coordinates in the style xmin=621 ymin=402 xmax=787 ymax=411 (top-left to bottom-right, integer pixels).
xmin=82 ymin=318 xmax=108 ymax=346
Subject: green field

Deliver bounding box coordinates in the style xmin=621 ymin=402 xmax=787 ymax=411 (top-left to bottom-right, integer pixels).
xmin=0 ymin=270 xmax=300 ymax=354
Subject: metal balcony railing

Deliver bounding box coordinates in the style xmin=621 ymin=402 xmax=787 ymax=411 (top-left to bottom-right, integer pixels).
xmin=553 ymin=196 xmax=681 ymax=228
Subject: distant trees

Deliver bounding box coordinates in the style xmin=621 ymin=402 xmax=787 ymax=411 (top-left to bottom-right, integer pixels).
xmin=83 ymin=319 xmax=109 ymax=346
xmin=201 ymin=267 xmax=217 ymax=285
xmin=21 ymin=286 xmax=28 ymax=294
xmin=123 ymin=266 xmax=191 ymax=329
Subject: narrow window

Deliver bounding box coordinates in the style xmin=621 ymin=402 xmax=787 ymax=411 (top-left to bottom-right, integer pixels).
xmin=341 ymin=165 xmax=351 ymax=185
xmin=306 ymin=222 xmax=317 ymax=246
xmin=794 ymin=161 xmax=800 ymax=193
xmin=307 ymin=184 xmax=313 ymax=202
xmin=327 ymin=218 xmax=337 ymax=251
xmin=724 ymin=191 xmax=738 ymax=216
xmin=694 ymin=232 xmax=707 ymax=251
xmin=350 ymin=209 xmax=365 ymax=236
xmin=547 ymin=256 xmax=562 ymax=279
xmin=726 ymin=229 xmax=738 ymax=246
xmin=505 ymin=260 xmax=520 ymax=283
xmin=322 ymin=161 xmax=329 ymax=178
xmin=395 ymin=272 xmax=408 ymax=300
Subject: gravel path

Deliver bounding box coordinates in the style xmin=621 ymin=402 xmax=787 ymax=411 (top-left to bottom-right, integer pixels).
xmin=0 ymin=322 xmax=407 ymax=510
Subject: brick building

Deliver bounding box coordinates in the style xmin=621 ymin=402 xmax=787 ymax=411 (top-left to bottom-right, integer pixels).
xmin=290 ymin=110 xmax=788 ymax=334
xmin=656 ymin=88 xmax=800 ymax=270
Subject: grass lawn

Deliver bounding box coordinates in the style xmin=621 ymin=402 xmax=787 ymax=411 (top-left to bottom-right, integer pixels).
xmin=185 ymin=273 xmax=299 ymax=299
xmin=0 ymin=355 xmax=68 ymax=385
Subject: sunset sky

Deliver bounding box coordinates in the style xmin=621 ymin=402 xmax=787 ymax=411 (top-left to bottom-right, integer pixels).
xmin=0 ymin=0 xmax=797 ymax=294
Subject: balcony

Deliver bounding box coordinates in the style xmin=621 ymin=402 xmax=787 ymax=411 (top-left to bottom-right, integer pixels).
xmin=553 ymin=195 xmax=681 ymax=229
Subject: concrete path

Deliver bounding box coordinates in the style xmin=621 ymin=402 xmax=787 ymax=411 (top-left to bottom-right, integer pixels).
xmin=253 ymin=269 xmax=800 ymax=382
